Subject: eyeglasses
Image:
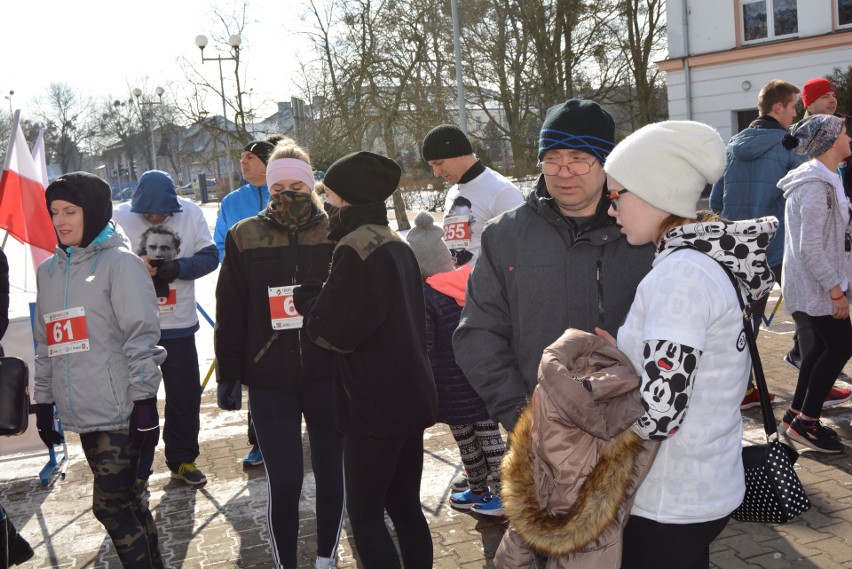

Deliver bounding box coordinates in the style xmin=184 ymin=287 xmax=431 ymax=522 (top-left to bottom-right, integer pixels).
xmin=537 ymin=159 xmax=595 ymax=177
xmin=608 ymin=189 xmax=629 ymax=210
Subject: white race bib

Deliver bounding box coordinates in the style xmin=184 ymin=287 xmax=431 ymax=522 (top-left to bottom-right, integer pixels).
xmin=44 ymin=307 xmax=91 ymax=357
xmin=443 ymin=214 xmax=472 ymax=249
xmin=268 ymin=286 xmax=303 ymax=330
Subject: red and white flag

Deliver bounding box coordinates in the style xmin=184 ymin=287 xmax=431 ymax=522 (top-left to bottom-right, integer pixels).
xmin=0 ymin=111 xmax=57 ymax=276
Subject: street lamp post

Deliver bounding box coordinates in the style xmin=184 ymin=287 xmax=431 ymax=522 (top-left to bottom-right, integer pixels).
xmin=195 ymin=34 xmax=241 ymax=196
xmin=5 ymin=90 xmax=13 ymax=115
xmin=133 ymin=87 xmax=164 ymax=170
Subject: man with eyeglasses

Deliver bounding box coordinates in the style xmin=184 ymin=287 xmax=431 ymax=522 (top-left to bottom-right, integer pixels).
xmin=421 ymin=124 xmax=524 ymax=267
xmin=453 ymin=99 xmax=654 ymax=434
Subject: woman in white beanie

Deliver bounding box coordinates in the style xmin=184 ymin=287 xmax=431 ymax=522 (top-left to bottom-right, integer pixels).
xmin=599 ymin=121 xmax=778 ymax=569
xmin=777 ymin=114 xmax=852 ymax=454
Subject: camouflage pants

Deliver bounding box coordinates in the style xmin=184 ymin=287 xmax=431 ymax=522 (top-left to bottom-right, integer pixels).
xmin=80 ymin=430 xmax=163 ymax=569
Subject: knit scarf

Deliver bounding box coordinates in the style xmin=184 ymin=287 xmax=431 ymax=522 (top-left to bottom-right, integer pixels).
xmin=326 ymin=201 xmax=389 ymax=241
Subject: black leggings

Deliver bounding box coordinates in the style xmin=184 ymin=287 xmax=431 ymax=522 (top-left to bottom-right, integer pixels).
xmin=621 ymin=514 xmax=730 ymax=569
xmin=249 ymin=382 xmax=345 ymax=569
xmin=791 ymin=312 xmax=852 ymax=418
xmin=80 ymin=430 xmax=162 ymax=569
xmin=344 ymin=433 xmax=432 ymax=569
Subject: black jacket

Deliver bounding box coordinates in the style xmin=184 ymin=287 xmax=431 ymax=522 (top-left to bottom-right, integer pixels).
xmin=303 ymin=223 xmax=438 ymax=438
xmin=215 ymin=208 xmax=335 ymax=389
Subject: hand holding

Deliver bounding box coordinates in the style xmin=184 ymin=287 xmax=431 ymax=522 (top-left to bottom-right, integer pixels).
xmin=129 ymin=398 xmax=160 ymax=452
xmin=33 ymin=403 xmax=64 ymax=448
xmin=293 ymin=277 xmax=323 ymax=315
xmin=594 ymin=327 xmax=617 ymax=346
xmin=156 ymin=260 xmax=180 ymax=282
xmin=217 ymin=381 xmax=242 ymax=411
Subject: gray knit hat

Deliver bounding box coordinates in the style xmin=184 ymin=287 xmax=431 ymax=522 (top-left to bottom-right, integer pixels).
xmin=406 ymin=211 xmax=454 ymax=277
xmin=783 ymin=115 xmax=844 ymax=157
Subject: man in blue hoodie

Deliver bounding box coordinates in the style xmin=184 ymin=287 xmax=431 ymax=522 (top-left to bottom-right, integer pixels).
xmin=710 ymin=79 xmax=805 ymax=409
xmin=114 ymin=170 xmax=218 ymax=485
xmin=212 ymin=135 xmax=283 ymax=466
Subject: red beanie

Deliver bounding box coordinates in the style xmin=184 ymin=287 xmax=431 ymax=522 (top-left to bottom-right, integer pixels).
xmin=801 ymin=78 xmax=835 ymax=108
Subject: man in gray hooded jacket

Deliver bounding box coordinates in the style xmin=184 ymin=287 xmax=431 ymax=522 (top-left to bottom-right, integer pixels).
xmin=453 ymin=99 xmax=654 ymax=434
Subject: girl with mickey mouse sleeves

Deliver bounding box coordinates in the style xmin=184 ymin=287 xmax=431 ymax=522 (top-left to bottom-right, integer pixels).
xmin=599 ymin=121 xmax=778 ymax=569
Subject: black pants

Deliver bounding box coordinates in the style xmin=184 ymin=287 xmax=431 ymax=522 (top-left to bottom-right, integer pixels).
xmin=138 ymin=335 xmax=201 ymax=478
xmin=344 ymin=433 xmax=432 ymax=569
xmin=791 ymin=312 xmax=852 ymax=418
xmin=80 ymin=430 xmax=163 ymax=569
xmin=621 ymin=514 xmax=729 ymax=569
xmin=249 ymin=382 xmax=345 ymax=569
xmin=752 ymin=263 xmax=800 ymax=357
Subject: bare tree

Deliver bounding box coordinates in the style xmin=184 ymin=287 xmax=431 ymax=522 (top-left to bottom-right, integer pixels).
xmin=36 ymin=83 xmax=98 ymax=174
xmin=610 ymin=0 xmax=667 ymax=128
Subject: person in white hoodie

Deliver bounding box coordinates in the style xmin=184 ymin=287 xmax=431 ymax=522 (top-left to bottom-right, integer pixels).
xmin=33 ymin=172 xmax=166 ymax=568
xmin=601 ymin=121 xmax=777 ymax=569
xmin=777 ymin=114 xmax=852 ymax=454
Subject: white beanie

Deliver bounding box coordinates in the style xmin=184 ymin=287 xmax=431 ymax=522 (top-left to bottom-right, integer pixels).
xmin=604 ymin=120 xmax=726 ymax=218
xmin=406 ymin=211 xmax=455 ymax=277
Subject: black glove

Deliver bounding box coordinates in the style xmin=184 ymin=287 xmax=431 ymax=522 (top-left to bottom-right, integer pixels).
xmin=129 ymin=398 xmax=160 ymax=453
xmin=33 ymin=403 xmax=64 ymax=447
xmin=293 ymin=278 xmax=323 ymax=315
xmin=152 ymin=275 xmax=171 ymax=298
xmin=217 ymin=381 xmax=242 ymax=411
xmin=156 ymin=260 xmax=180 ymax=282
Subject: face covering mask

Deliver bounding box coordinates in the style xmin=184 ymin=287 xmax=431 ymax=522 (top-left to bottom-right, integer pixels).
xmin=268 ymin=191 xmax=316 ymax=227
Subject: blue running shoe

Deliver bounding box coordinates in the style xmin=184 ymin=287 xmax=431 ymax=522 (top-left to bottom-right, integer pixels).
xmin=450 ymin=489 xmax=490 ymax=510
xmin=243 ymin=444 xmax=264 ymax=466
xmin=471 ymin=493 xmax=505 ymax=517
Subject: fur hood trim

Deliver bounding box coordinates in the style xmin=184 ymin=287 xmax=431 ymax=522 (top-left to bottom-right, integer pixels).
xmin=501 ymin=405 xmax=645 ymax=556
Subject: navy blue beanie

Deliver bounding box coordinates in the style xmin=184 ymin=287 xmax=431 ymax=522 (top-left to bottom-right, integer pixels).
xmin=538 ymin=99 xmax=616 ymax=163
xmin=132 ymin=170 xmax=182 ymax=214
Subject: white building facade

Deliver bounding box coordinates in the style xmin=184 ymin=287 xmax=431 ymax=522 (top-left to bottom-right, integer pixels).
xmin=660 ymin=0 xmax=852 ymax=140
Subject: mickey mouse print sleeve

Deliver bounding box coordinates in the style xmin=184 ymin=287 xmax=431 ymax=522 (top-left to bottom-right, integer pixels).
xmin=633 ymin=339 xmax=703 ymax=440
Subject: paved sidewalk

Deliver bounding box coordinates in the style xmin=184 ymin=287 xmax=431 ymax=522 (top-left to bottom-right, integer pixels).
xmin=3 ymin=284 xmax=851 ymax=567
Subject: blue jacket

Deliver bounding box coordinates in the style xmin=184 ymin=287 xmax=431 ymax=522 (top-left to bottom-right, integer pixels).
xmin=710 ymin=116 xmax=805 ymax=267
xmin=213 ymin=182 xmax=269 ymax=261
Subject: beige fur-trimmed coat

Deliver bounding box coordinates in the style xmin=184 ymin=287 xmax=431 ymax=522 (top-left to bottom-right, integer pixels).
xmin=495 ymin=329 xmax=659 ymax=569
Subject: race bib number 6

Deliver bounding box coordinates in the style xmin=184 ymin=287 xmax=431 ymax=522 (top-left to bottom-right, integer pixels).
xmin=268 ymin=286 xmax=303 ymax=330
xmin=44 ymin=307 xmax=91 ymax=357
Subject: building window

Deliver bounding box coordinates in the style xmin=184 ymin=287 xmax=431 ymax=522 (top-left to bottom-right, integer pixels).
xmin=839 ymin=0 xmax=852 ymax=27
xmin=741 ymin=0 xmax=798 ymax=43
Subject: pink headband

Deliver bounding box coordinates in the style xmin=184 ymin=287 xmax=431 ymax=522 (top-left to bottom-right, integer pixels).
xmin=266 ymin=158 xmax=315 ymax=190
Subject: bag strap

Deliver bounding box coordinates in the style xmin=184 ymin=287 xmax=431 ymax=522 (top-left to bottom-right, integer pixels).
xmin=715 ymin=263 xmax=779 ymax=438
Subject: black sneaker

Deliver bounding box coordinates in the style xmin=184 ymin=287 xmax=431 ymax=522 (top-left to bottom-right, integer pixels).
xmin=171 ymin=462 xmax=208 ymax=485
xmin=783 ymin=351 xmax=801 ymax=371
xmin=786 ymin=417 xmax=843 ymax=453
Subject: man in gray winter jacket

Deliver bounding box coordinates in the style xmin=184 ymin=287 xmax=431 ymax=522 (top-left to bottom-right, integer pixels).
xmin=453 ymin=99 xmax=654 ymax=433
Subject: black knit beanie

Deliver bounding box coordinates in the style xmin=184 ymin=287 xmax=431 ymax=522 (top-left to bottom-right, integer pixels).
xmin=243 ymin=139 xmax=276 ymax=165
xmin=45 ymin=172 xmax=113 ymax=248
xmin=421 ymin=124 xmax=473 ymax=162
xmin=538 ymin=99 xmax=616 ymax=163
xmin=323 ymin=151 xmax=401 ymax=205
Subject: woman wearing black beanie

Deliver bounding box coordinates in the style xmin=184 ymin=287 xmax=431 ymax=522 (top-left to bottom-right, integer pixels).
xmin=293 ymin=152 xmax=438 ymax=569
xmin=33 ymin=172 xmax=166 ymax=567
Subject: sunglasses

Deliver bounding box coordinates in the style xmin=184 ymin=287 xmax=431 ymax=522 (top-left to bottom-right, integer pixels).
xmin=608 ymin=189 xmax=629 ymax=210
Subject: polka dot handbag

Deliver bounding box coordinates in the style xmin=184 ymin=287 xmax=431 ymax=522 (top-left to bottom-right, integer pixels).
xmin=711 ymin=257 xmax=810 ymax=524
xmin=732 ymin=438 xmax=810 ymax=524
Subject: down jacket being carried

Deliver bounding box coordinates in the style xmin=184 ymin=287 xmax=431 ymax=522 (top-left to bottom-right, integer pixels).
xmin=496 ymin=329 xmax=659 ymax=569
